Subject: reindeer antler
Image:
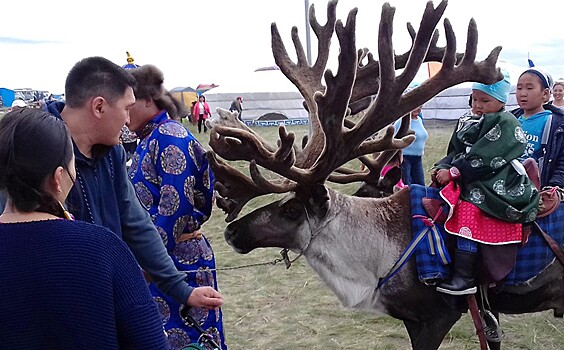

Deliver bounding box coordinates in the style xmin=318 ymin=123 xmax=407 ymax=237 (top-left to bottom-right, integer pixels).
xmin=209 ymin=0 xmax=502 ymax=221
xmin=329 ymin=114 xmax=412 ymax=185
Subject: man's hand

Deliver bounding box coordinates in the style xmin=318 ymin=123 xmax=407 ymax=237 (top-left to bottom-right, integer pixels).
xmin=187 ymin=286 xmax=224 ymax=309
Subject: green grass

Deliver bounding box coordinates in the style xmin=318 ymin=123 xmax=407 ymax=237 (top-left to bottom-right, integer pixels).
xmin=183 ymin=121 xmax=563 ymax=349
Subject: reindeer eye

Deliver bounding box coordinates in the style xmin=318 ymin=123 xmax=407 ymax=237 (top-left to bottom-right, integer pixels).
xmin=283 ymin=206 xmax=302 ymax=220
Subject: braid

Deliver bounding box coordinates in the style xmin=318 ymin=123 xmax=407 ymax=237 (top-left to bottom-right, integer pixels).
xmin=4 ymin=173 xmax=43 ymax=212
xmin=0 ymin=109 xmax=73 ymax=218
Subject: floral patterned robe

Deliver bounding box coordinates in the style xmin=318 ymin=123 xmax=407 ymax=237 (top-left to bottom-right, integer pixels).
xmin=129 ymin=110 xmax=226 ymax=349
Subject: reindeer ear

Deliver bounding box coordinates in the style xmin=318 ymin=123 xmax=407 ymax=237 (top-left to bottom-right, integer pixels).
xmin=309 ymin=184 xmax=330 ymax=215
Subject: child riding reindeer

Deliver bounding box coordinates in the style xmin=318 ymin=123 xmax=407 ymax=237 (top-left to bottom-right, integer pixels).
xmin=432 ymin=70 xmax=540 ymax=295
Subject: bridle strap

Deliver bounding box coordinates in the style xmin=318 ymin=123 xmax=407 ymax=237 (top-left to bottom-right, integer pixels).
xmin=280 ymin=203 xmax=330 ymax=269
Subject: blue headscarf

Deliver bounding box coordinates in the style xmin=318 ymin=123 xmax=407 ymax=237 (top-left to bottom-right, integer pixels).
xmin=472 ymin=70 xmax=511 ymax=103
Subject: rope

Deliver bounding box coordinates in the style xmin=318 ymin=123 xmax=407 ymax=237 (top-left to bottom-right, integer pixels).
xmin=181 ymin=256 xmax=286 ymax=275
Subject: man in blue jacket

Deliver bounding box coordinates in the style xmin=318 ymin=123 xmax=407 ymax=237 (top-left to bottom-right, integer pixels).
xmin=55 ymin=56 xmax=224 ymax=309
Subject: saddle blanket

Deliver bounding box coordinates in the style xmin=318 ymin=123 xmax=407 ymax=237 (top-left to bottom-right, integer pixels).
xmin=409 ymin=185 xmax=564 ymax=286
xmin=409 ymin=185 xmax=451 ymax=283
xmin=504 ymin=202 xmax=564 ymax=285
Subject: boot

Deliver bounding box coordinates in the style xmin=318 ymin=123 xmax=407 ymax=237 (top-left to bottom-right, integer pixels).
xmin=436 ymin=250 xmax=477 ymax=295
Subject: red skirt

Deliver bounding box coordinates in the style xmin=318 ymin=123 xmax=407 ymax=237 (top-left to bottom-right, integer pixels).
xmin=440 ymin=181 xmax=522 ymax=245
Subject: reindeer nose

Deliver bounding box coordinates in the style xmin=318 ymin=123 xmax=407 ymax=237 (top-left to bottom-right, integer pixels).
xmin=224 ymin=227 xmax=235 ymax=241
xmin=224 ymin=222 xmax=239 ymax=242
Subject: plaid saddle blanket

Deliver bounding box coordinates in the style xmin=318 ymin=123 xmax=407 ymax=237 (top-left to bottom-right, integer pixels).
xmin=408 ymin=185 xmax=564 ymax=286
xmin=409 ymin=185 xmax=451 ymax=284
xmin=504 ymin=202 xmax=564 ymax=285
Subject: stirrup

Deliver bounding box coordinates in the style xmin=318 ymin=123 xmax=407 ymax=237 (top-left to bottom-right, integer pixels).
xmin=481 ymin=309 xmax=504 ymax=343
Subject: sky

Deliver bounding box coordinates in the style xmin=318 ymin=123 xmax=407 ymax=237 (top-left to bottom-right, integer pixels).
xmin=1 ymin=0 xmax=563 ymax=94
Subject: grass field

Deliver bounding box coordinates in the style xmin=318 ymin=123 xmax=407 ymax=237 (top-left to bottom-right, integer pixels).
xmin=183 ymin=120 xmax=564 ymax=350
xmin=1 ymin=107 xmax=560 ymax=348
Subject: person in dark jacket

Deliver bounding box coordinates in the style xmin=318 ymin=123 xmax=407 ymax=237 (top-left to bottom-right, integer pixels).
xmin=229 ymin=96 xmax=243 ymax=121
xmin=54 ymin=57 xmax=224 ymax=310
xmin=511 ymin=67 xmax=564 ymax=188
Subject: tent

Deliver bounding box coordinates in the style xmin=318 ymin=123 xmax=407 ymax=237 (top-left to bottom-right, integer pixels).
xmin=204 ymin=69 xmax=308 ymax=126
xmin=170 ymin=86 xmax=198 ymax=111
xmin=0 ymin=88 xmax=15 ymax=108
xmin=205 ymin=68 xmax=523 ymax=126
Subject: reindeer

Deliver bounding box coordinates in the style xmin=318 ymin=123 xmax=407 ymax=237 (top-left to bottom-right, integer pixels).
xmin=207 ymin=1 xmax=564 ymax=349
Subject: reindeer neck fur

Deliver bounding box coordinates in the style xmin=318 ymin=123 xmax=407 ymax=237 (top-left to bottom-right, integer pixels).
xmin=302 ymin=187 xmax=412 ymax=313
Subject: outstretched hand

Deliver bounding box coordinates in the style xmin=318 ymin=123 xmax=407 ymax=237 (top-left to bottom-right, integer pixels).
xmin=187 ymin=286 xmax=224 ymax=309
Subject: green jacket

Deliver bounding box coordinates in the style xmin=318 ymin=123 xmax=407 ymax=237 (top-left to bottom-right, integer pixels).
xmin=436 ymin=111 xmax=539 ymax=223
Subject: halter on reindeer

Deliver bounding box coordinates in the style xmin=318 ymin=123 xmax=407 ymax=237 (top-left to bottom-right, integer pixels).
xmin=207 ymin=1 xmax=564 ymax=349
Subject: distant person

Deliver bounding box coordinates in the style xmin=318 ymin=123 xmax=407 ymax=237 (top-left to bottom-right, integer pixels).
xmin=189 ymin=100 xmax=198 ymax=124
xmin=127 ymin=64 xmax=227 ymax=349
xmin=0 ymin=109 xmax=167 ymax=348
xmin=9 ymin=99 xmax=27 ymax=112
xmin=194 ymin=95 xmax=212 ymax=133
xmin=39 ymin=98 xmax=50 ymax=112
xmin=46 ymin=56 xmax=224 ymax=312
xmin=393 ymin=105 xmax=428 ymax=185
xmin=45 ymin=94 xmax=56 ymax=107
xmin=229 ymin=96 xmax=243 ymax=121
xmin=550 ymin=80 xmax=564 ymax=109
xmin=433 ymin=70 xmax=539 ymax=295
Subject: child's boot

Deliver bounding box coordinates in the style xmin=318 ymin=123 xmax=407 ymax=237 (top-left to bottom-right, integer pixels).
xmin=436 ymin=250 xmax=477 ymax=295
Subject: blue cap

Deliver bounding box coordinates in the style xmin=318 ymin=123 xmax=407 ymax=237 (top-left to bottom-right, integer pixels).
xmin=472 ymin=70 xmax=511 ymax=103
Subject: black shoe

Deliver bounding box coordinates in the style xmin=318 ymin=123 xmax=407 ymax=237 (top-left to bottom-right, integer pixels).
xmin=436 ymin=278 xmax=477 ymax=295
xmin=436 ymin=250 xmax=477 ymax=295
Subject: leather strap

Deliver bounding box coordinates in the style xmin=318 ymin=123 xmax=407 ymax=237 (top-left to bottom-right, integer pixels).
xmin=467 ymin=294 xmax=488 ymax=350
xmin=533 ymin=222 xmax=564 ymax=267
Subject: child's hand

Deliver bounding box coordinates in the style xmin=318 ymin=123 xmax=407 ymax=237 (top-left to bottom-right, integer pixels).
xmin=435 ymin=169 xmax=450 ymax=185
xmin=436 ymin=167 xmax=460 ymax=185
xmin=430 ymin=168 xmax=439 ymax=184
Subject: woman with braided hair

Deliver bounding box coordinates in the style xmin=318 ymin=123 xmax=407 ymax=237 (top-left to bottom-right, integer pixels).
xmin=0 ymin=108 xmax=167 ymax=348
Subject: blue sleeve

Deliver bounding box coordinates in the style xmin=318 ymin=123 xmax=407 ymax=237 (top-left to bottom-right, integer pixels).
xmin=152 ymin=133 xmax=214 ymax=239
xmin=393 ymin=119 xmax=401 ymax=136
xmin=113 ymin=146 xmax=193 ymax=305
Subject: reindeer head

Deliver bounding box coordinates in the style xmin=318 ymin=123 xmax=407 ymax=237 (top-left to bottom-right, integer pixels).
xmin=208 ymin=0 xmax=502 ymax=254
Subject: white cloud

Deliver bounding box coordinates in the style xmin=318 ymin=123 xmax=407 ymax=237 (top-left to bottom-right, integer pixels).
xmin=1 ymin=0 xmax=562 ymax=93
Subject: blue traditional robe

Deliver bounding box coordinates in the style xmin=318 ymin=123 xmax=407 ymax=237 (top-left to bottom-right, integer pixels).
xmin=129 ymin=110 xmax=227 ymax=349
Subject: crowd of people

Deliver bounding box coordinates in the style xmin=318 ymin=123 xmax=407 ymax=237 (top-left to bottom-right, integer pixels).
xmin=1 ymin=54 xmax=563 ymax=347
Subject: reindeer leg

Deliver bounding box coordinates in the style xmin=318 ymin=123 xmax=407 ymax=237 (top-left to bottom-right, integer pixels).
xmin=404 ymin=311 xmax=461 ymax=350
